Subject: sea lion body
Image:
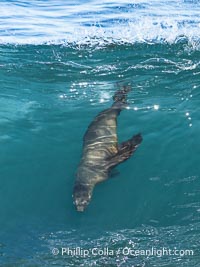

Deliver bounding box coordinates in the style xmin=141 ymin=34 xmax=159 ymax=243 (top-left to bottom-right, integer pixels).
xmin=73 ymin=87 xmax=142 ymax=212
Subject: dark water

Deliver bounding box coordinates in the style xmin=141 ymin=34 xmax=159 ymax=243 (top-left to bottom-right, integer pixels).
xmin=1 ymin=0 xmax=200 ymax=266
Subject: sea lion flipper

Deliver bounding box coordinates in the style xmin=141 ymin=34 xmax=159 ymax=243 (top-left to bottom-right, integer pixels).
xmin=109 ymin=168 xmax=120 ymax=178
xmin=106 ymin=133 xmax=142 ymax=170
xmin=112 ymin=85 xmax=131 ymax=111
xmin=113 ymin=85 xmax=131 ymax=104
xmin=119 ymin=133 xmax=142 ymax=149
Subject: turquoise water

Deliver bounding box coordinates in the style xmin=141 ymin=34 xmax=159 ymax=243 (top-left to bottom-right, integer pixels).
xmin=1 ymin=1 xmax=200 ymax=266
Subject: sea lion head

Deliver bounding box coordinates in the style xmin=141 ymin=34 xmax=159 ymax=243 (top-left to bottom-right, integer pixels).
xmin=73 ymin=183 xmax=92 ymax=212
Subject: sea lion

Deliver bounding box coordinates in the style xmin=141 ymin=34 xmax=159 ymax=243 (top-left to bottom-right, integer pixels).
xmin=73 ymin=86 xmax=142 ymax=212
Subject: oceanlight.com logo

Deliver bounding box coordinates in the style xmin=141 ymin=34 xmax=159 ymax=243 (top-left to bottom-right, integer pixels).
xmin=51 ymin=246 xmax=194 ymax=258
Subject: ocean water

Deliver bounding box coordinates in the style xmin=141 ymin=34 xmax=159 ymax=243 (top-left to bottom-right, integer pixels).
xmin=0 ymin=0 xmax=200 ymax=266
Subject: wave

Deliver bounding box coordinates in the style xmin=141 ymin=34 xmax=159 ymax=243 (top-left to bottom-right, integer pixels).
xmin=0 ymin=0 xmax=200 ymax=48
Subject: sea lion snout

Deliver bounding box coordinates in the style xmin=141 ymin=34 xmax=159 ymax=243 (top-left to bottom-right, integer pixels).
xmin=74 ymin=195 xmax=91 ymax=212
xmin=75 ymin=200 xmax=89 ymax=212
xmin=73 ymin=183 xmax=92 ymax=212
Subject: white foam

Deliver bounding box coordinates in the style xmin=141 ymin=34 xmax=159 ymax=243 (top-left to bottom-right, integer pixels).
xmin=0 ymin=0 xmax=200 ymax=47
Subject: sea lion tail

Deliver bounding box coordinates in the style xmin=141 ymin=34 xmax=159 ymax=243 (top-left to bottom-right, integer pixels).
xmin=112 ymin=85 xmax=131 ymax=109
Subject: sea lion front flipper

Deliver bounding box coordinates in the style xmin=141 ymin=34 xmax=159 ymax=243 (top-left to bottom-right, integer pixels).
xmin=109 ymin=168 xmax=120 ymax=178
xmin=105 ymin=133 xmax=143 ymax=170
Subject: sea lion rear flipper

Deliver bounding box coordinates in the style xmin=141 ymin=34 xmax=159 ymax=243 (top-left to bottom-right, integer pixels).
xmin=112 ymin=85 xmax=131 ymax=111
xmin=106 ymin=133 xmax=142 ymax=170
xmin=113 ymin=85 xmax=131 ymax=104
